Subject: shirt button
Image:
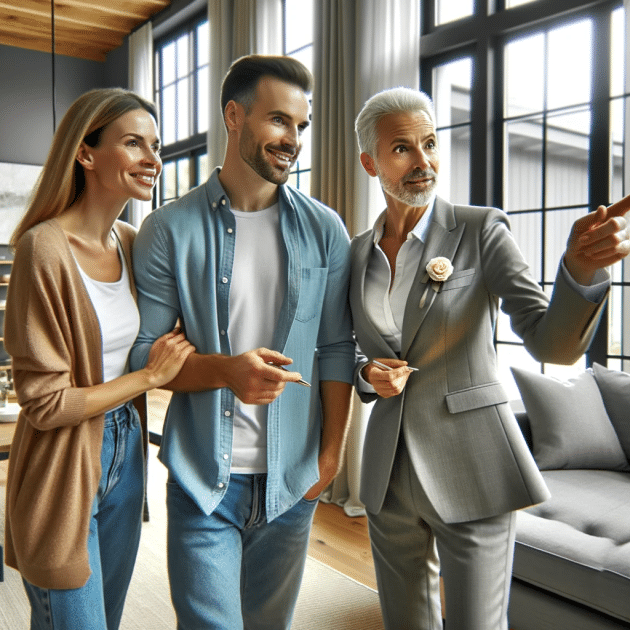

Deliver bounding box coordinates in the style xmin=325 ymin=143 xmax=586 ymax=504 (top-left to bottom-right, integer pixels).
xmin=221 ymin=277 xmax=228 ymax=284
xmin=218 ymin=482 xmax=225 ymax=489
xmin=223 ymin=453 xmax=229 ymax=460
xmin=212 ymin=202 xmax=217 ymax=209
xmin=220 ymin=329 xmax=226 ymax=336
xmin=221 ymin=199 xmax=226 ymax=206
xmin=227 ymin=228 xmax=233 ymax=234
xmin=224 ymin=410 xmax=231 ymax=417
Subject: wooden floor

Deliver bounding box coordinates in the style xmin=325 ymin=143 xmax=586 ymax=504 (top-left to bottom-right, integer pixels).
xmin=309 ymin=502 xmax=377 ymax=590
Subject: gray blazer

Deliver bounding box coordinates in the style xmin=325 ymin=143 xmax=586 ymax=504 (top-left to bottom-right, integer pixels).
xmin=350 ymin=197 xmax=607 ymax=523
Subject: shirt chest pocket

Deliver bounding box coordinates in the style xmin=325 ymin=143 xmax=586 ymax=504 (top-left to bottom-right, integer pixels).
xmin=440 ymin=268 xmax=475 ymax=292
xmin=296 ymin=267 xmax=328 ymax=322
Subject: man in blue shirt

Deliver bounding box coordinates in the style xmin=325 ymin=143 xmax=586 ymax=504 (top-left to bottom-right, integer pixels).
xmin=130 ymin=55 xmax=355 ymax=629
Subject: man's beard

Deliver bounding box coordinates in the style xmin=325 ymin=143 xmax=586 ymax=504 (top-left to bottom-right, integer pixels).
xmin=376 ymin=166 xmax=438 ymax=206
xmin=239 ymin=122 xmax=297 ymax=186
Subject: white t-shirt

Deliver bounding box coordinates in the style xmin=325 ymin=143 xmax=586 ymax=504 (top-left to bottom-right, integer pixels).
xmin=74 ymin=239 xmax=140 ymax=384
xmin=228 ymin=204 xmax=285 ymax=473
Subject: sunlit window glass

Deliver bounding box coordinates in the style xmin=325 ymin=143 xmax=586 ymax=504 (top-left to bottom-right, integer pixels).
xmin=609 ymin=6 xmax=629 ymax=372
xmin=435 ymin=0 xmax=472 ymax=25
xmin=505 ymin=34 xmax=544 ymax=118
xmin=547 ymin=20 xmax=591 ymax=110
xmin=284 ymin=0 xmax=314 ymax=195
xmin=196 ymin=21 xmax=209 ymax=134
xmin=161 ymin=161 xmax=177 ymax=204
xmin=611 ymin=8 xmax=625 ymax=98
xmin=285 ymin=0 xmax=314 ymax=55
xmin=161 ymin=41 xmax=175 ymax=86
xmin=544 ymin=108 xmax=590 ymax=210
xmin=505 ymin=0 xmax=536 ymax=8
xmin=504 ymin=115 xmax=543 ymax=212
xmin=433 ymin=57 xmax=472 ymax=205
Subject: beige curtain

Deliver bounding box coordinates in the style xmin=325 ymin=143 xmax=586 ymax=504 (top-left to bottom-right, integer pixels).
xmin=206 ymin=0 xmax=283 ymax=169
xmin=311 ymin=0 xmax=421 ymax=516
xmin=128 ymin=22 xmax=154 ymax=227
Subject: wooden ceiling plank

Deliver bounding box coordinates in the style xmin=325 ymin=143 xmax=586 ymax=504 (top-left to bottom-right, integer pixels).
xmin=0 ymin=1 xmax=137 ymax=35
xmin=60 ymin=0 xmax=169 ymax=20
xmin=0 ymin=31 xmax=108 ymax=61
xmin=0 ymin=11 xmax=126 ymax=49
xmin=0 ymin=0 xmax=172 ymax=62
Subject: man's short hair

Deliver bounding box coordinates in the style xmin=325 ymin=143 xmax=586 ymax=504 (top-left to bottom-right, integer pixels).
xmin=355 ymin=87 xmax=436 ymax=158
xmin=220 ymin=54 xmax=313 ymax=115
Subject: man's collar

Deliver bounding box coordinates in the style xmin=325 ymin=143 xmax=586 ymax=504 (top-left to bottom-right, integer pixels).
xmin=207 ymin=168 xmax=229 ymax=211
xmin=372 ymin=194 xmax=437 ymax=245
xmin=206 ymin=167 xmax=290 ymax=212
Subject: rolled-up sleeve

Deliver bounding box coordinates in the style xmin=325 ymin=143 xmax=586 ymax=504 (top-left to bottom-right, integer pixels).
xmin=130 ymin=212 xmax=181 ymax=372
xmin=315 ymin=216 xmax=355 ymax=383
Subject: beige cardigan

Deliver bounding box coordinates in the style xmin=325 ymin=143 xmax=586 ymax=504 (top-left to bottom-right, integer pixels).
xmin=4 ymin=218 xmax=138 ymax=589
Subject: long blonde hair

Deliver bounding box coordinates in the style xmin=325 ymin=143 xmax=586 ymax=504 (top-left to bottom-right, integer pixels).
xmin=11 ymin=88 xmax=158 ymax=249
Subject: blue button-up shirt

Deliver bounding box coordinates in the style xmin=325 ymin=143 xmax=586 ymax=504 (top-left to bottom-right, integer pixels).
xmin=130 ymin=169 xmax=355 ymax=520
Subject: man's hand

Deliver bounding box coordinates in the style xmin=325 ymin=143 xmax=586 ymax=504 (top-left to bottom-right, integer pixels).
xmin=565 ymin=196 xmax=630 ymax=285
xmin=303 ymin=451 xmax=339 ymax=501
xmin=303 ymin=381 xmax=353 ymax=501
xmin=220 ymin=348 xmax=303 ymax=404
xmin=362 ymin=358 xmax=414 ymax=398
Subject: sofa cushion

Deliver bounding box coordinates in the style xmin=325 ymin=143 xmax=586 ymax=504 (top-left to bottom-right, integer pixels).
xmin=592 ymin=363 xmax=630 ymax=462
xmin=511 ymin=367 xmax=629 ymax=471
xmin=514 ymin=470 xmax=630 ymax=622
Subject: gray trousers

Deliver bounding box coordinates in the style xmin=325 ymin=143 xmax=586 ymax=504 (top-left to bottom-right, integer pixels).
xmin=367 ymin=434 xmax=516 ymax=630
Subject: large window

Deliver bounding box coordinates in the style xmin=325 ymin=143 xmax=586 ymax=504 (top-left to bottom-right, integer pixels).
xmin=422 ymin=0 xmax=629 ymax=396
xmin=283 ymin=0 xmax=314 ymax=194
xmin=154 ymin=15 xmax=209 ymax=206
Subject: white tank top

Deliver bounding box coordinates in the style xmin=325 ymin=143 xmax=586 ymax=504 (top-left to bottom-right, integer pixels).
xmin=74 ymin=239 xmax=140 ymax=383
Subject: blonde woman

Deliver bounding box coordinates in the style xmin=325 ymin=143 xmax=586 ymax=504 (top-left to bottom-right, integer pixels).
xmin=4 ymin=88 xmax=194 ymax=630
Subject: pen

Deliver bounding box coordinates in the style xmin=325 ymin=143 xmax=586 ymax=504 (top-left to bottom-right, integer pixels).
xmin=270 ymin=364 xmax=311 ymax=387
xmin=372 ymin=359 xmax=419 ymax=372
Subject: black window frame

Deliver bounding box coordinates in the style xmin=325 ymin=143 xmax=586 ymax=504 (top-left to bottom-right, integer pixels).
xmin=153 ymin=12 xmax=208 ymax=206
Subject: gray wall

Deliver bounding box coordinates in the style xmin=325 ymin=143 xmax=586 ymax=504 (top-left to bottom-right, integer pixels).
xmin=0 ymin=42 xmax=128 ymax=166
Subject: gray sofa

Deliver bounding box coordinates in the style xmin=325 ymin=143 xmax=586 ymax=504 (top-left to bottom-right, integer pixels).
xmin=508 ymin=363 xmax=630 ymax=629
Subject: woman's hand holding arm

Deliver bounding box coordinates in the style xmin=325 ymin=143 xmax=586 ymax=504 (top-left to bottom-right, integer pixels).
xmin=81 ymin=330 xmax=195 ymax=418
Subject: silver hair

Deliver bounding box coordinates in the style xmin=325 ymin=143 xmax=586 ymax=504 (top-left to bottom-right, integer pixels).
xmin=355 ymin=87 xmax=436 ymax=157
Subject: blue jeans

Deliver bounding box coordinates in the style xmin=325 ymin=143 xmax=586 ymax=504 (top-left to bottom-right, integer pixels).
xmin=23 ymin=401 xmax=145 ymax=630
xmin=167 ymin=473 xmax=319 ymax=630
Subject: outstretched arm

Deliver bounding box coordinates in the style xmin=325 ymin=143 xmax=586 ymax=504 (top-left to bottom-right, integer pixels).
xmin=564 ymin=195 xmax=630 ymax=285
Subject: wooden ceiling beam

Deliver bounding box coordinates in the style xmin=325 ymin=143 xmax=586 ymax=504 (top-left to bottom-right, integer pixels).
xmin=0 ymin=1 xmax=136 ymax=34
xmin=0 ymin=0 xmax=171 ymax=61
xmin=0 ymin=12 xmax=125 ymax=49
xmin=0 ymin=30 xmax=110 ymax=62
xmin=59 ymin=0 xmax=170 ymax=21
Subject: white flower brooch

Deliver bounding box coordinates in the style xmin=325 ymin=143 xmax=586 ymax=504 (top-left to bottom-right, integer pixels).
xmin=426 ymin=257 xmax=454 ymax=282
xmin=420 ymin=257 xmax=454 ymax=308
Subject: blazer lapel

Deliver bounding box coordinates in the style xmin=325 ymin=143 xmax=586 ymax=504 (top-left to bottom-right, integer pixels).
xmin=350 ymin=231 xmax=399 ymax=359
xmin=400 ymin=198 xmax=465 ymax=358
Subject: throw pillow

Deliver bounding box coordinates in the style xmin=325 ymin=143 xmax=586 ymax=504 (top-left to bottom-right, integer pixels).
xmin=511 ymin=367 xmax=630 ymax=471
xmin=592 ymin=362 xmax=630 ymax=461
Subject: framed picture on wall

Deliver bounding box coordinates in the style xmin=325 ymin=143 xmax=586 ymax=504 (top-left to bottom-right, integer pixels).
xmin=0 ymin=161 xmax=42 ymax=245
